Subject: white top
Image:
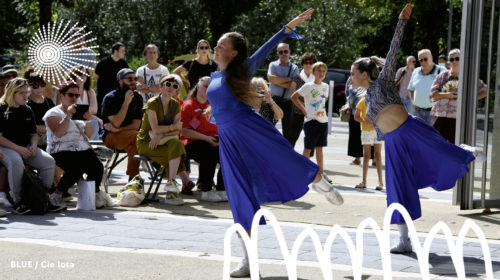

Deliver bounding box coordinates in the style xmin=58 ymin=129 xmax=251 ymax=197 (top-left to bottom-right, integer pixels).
xmin=76 ymin=89 xmax=89 ymax=105
xmin=42 ymin=106 xmax=90 ymax=154
xmin=297 ymin=82 xmax=329 ymax=123
xmin=136 ymin=64 xmax=170 ymax=104
xmin=299 ymin=69 xmax=315 ymax=83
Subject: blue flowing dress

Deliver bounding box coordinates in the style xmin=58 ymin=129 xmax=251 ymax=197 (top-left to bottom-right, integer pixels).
xmin=206 ymin=26 xmax=319 ymax=230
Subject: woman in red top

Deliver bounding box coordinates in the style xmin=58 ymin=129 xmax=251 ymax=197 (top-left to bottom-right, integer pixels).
xmin=181 ymin=76 xmax=226 ymax=202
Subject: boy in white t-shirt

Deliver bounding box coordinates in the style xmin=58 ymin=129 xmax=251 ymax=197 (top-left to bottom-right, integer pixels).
xmin=291 ymin=62 xmax=329 ymax=175
xmin=136 ymin=44 xmax=170 ymax=105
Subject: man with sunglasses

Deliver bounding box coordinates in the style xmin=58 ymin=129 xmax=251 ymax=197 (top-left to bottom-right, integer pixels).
xmin=407 ymin=49 xmax=446 ymax=125
xmin=395 ymin=56 xmax=416 ymax=114
xmin=268 ymin=43 xmax=299 ymax=145
xmin=101 ymin=68 xmax=143 ymax=179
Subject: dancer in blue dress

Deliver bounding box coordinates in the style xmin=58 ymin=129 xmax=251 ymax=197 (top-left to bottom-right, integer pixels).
xmin=206 ymin=8 xmax=343 ymax=277
xmin=349 ymin=4 xmax=484 ymax=254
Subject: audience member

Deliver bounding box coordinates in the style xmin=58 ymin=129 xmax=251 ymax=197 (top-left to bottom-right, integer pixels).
xmin=95 ymin=42 xmax=129 ymax=116
xmin=407 ymin=49 xmax=446 ymax=125
xmin=136 ymin=44 xmax=170 ymax=105
xmin=25 ymin=69 xmax=55 ymax=150
xmin=181 ymin=76 xmax=226 ymax=202
xmin=0 ymin=78 xmax=57 ymax=214
xmin=267 ymin=43 xmax=299 ymax=145
xmin=137 ymin=74 xmax=186 ymax=205
xmin=44 ymin=82 xmax=114 ymax=208
xmin=101 ymin=68 xmax=143 ymax=180
xmin=250 ymin=77 xmax=283 ymax=124
xmin=173 ymin=40 xmax=217 ymax=91
xmin=395 ymin=56 xmax=416 ymax=114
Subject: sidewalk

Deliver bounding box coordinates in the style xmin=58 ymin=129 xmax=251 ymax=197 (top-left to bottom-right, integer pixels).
xmin=0 ymin=117 xmax=498 ymax=279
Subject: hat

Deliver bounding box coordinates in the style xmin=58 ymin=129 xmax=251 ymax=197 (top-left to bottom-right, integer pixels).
xmin=116 ymin=68 xmax=135 ymax=81
xmin=1 ymin=64 xmax=18 ymax=75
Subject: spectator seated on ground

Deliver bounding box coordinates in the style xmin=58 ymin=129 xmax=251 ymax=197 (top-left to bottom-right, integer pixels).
xmin=0 ymin=78 xmax=58 ymax=214
xmin=136 ymin=74 xmax=187 ymax=206
xmin=180 ymin=76 xmax=226 ymax=202
xmin=101 ymin=68 xmax=143 ymax=181
xmin=44 ymin=82 xmax=115 ymax=209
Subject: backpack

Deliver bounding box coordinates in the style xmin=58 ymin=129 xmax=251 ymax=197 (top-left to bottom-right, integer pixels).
xmin=21 ymin=168 xmax=48 ymax=214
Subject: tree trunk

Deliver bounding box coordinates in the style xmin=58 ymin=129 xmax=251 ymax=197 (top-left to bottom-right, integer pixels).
xmin=39 ymin=0 xmax=53 ymax=27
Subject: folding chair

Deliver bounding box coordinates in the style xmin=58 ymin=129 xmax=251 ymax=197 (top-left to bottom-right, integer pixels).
xmin=133 ymin=155 xmax=165 ymax=202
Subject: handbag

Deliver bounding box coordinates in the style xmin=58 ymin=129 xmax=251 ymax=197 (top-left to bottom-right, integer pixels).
xmin=117 ymin=175 xmax=145 ymax=207
xmin=339 ymin=103 xmax=351 ymax=122
xmin=21 ymin=168 xmax=48 ymax=214
xmin=76 ymin=179 xmax=96 ymax=211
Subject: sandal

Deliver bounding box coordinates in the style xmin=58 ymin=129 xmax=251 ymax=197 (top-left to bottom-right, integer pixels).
xmin=375 ymin=183 xmax=384 ymax=191
xmin=355 ymin=182 xmax=366 ymax=189
xmin=350 ymin=159 xmax=361 ymax=165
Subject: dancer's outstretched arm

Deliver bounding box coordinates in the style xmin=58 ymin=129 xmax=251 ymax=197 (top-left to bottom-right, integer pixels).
xmin=379 ymin=4 xmax=412 ymax=83
xmin=247 ymin=8 xmax=314 ymax=77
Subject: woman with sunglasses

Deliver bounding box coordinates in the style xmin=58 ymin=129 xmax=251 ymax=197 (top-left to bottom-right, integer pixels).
xmin=173 ymin=40 xmax=218 ymax=91
xmin=349 ymin=4 xmax=484 ymax=254
xmin=24 ymin=69 xmax=55 ymax=150
xmin=66 ymin=66 xmax=102 ymax=140
xmin=44 ymin=82 xmax=114 ymax=209
xmin=0 ymin=78 xmax=57 ymax=214
xmin=429 ymin=49 xmax=487 ymax=143
xmin=207 ymin=9 xmax=343 ymax=277
xmin=137 ymin=74 xmax=187 ymax=206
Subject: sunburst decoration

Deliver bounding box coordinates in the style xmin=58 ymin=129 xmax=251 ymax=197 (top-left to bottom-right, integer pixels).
xmin=28 ymin=20 xmax=99 ymax=86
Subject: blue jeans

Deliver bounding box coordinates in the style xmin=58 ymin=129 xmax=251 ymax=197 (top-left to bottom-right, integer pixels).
xmin=414 ymin=107 xmax=435 ymax=125
xmin=401 ymin=97 xmax=414 ymax=115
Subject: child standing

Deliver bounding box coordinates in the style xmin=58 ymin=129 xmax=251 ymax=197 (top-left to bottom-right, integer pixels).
xmin=291 ymin=62 xmax=330 ymax=191
xmin=354 ymin=96 xmax=384 ymax=190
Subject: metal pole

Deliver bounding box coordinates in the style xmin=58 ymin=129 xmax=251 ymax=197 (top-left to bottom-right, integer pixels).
xmin=327 ymin=80 xmax=334 ymax=134
xmin=481 ymin=0 xmax=496 ymax=208
xmin=447 ymin=0 xmax=454 ymax=54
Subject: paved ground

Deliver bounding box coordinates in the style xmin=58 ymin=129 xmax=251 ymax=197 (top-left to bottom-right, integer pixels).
xmin=0 ymin=118 xmax=499 ymax=279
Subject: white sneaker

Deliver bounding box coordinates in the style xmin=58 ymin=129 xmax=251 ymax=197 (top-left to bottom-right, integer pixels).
xmin=201 ymin=190 xmax=223 ymax=202
xmin=164 ymin=192 xmax=184 ymax=206
xmin=0 ymin=192 xmax=13 ymax=208
xmin=311 ymin=176 xmax=333 ymax=194
xmin=163 ymin=180 xmax=180 ymax=193
xmin=95 ymin=193 xmax=106 ymax=209
xmin=216 ymin=190 xmax=228 ymax=201
xmin=97 ymin=190 xmax=117 ymax=207
xmin=325 ymin=187 xmax=344 ymax=206
xmin=230 ymin=258 xmax=250 ymax=278
xmin=0 ymin=208 xmax=7 ymax=217
xmin=460 ymin=144 xmax=486 ymax=163
xmin=390 ymin=237 xmax=412 ymax=254
xmin=49 ymin=192 xmax=66 ymax=208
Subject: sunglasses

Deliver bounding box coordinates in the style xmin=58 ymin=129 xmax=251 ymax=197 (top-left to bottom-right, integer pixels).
xmin=66 ymin=93 xmax=81 ymax=98
xmin=30 ymin=82 xmax=46 ymax=89
xmin=278 ymin=50 xmax=289 ymax=55
xmin=163 ymin=81 xmax=179 ymax=89
xmin=411 ymin=61 xmax=417 ymax=64
xmin=303 ymin=60 xmax=315 ymax=65
xmin=123 ymin=77 xmax=138 ymax=82
xmin=419 ymin=57 xmax=429 ymax=63
xmin=449 ymin=57 xmax=460 ymax=62
xmin=199 ymin=46 xmax=209 ymax=50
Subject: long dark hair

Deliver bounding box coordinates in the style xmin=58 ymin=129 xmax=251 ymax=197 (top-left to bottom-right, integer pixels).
xmin=223 ymin=32 xmax=260 ymax=104
xmin=353 ymin=56 xmax=385 ymax=84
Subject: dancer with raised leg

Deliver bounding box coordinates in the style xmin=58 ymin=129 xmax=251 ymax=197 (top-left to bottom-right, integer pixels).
xmin=349 ymin=3 xmax=484 ymax=254
xmin=206 ymin=8 xmax=343 ymax=277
